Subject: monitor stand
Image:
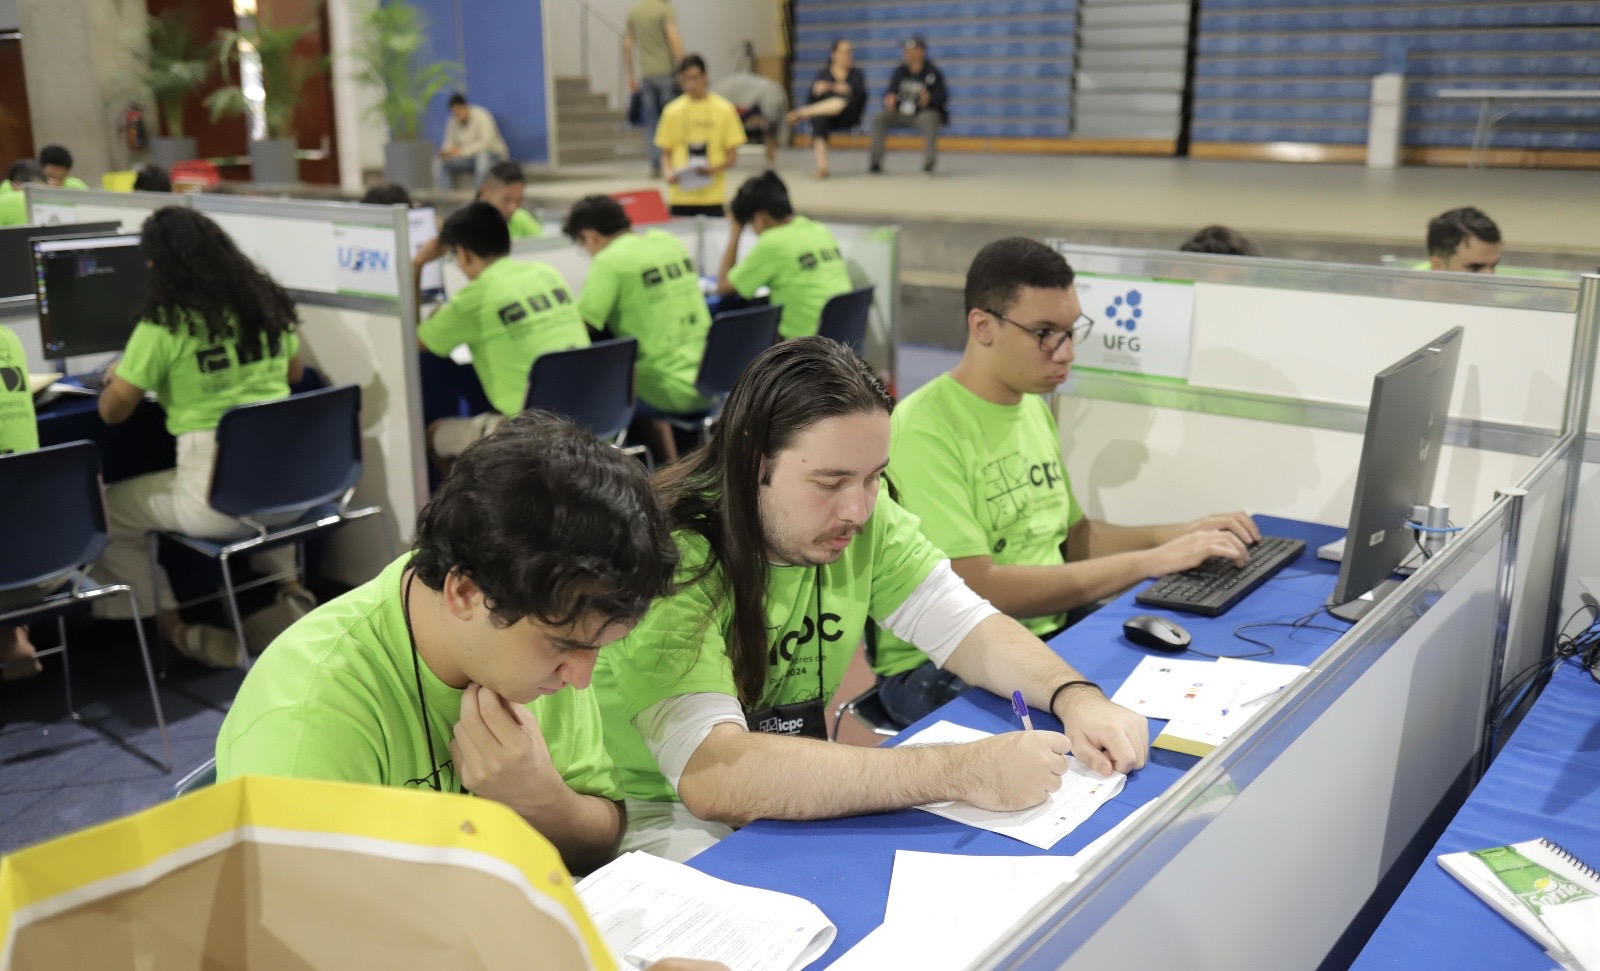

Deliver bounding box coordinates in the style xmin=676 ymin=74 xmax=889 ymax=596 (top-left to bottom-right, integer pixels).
xmin=1327 ymin=577 xmax=1408 ymax=623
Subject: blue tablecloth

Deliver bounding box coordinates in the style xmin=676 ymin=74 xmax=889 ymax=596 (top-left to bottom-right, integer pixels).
xmin=35 ymin=392 xmax=174 ymax=483
xmin=1352 ymin=659 xmax=1600 ymax=969
xmin=689 ymin=515 xmax=1347 ymax=967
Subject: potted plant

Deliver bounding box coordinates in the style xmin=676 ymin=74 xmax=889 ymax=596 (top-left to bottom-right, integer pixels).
xmin=351 ymin=0 xmax=458 ymax=190
xmin=205 ymin=12 xmax=329 ymax=184
xmin=134 ymin=9 xmax=213 ymax=173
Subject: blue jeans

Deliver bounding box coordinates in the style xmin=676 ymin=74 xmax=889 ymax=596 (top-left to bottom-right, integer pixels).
xmin=640 ymin=75 xmax=676 ymax=171
xmin=876 ymin=662 xmax=971 ymax=730
xmin=433 ymin=150 xmax=502 ymax=190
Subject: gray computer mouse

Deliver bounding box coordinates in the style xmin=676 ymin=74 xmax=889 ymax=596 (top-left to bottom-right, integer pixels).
xmin=1123 ymin=614 xmax=1192 ymax=653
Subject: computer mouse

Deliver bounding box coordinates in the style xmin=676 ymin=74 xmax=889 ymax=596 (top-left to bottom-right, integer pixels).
xmin=1123 ymin=614 xmax=1192 ymax=653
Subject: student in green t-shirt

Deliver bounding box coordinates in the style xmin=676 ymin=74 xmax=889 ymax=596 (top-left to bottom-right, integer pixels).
xmin=1426 ymin=206 xmax=1502 ymax=274
xmin=94 ymin=207 xmax=312 ymax=669
xmin=418 ymin=202 xmax=590 ymax=461
xmin=873 ymin=238 xmax=1260 ymax=728
xmin=0 ymin=160 xmax=46 ymax=226
xmin=38 ymin=145 xmax=88 ymax=190
xmin=408 ymin=163 xmax=542 ymax=298
xmin=0 ymin=323 xmax=43 ymax=681
xmin=716 ymin=171 xmax=853 ymax=340
xmin=592 ymin=337 xmax=1150 ymax=862
xmin=217 ymin=412 xmax=680 ymax=876
xmin=563 ymin=194 xmax=712 ymax=463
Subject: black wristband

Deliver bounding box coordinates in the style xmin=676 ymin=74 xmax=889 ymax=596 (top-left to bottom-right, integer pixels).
xmin=1049 ymin=679 xmax=1102 ymax=715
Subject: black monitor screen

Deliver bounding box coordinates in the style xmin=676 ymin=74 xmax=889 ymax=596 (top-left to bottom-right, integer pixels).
xmin=34 ymin=234 xmax=149 ymax=360
xmin=0 ymin=222 xmax=122 ymax=299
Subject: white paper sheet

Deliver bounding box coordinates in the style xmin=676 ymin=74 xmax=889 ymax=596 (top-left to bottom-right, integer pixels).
xmin=575 ymin=851 xmax=835 ymax=971
xmin=1109 ymin=657 xmax=1225 ymax=719
xmin=1156 ymin=659 xmax=1307 ymax=751
xmin=896 ymin=721 xmax=1126 ymax=849
xmin=1544 ymin=897 xmax=1600 ymax=971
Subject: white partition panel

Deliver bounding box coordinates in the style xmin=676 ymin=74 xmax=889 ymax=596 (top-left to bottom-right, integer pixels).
xmin=24 ymin=186 xmax=183 ymax=233
xmin=441 ymin=222 xmax=704 ymax=311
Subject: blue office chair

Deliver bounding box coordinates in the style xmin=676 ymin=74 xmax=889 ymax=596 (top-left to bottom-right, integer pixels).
xmin=168 ymin=756 xmax=217 ymax=799
xmin=816 ymin=285 xmax=875 ymax=356
xmin=663 ymin=304 xmax=782 ymax=443
xmin=524 ymin=337 xmax=646 ymax=457
xmin=149 ymin=384 xmax=382 ymax=665
xmin=0 ymin=441 xmax=172 ymax=771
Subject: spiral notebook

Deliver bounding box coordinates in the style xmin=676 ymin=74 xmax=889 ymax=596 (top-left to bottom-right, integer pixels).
xmin=1438 ymin=837 xmax=1600 ymax=956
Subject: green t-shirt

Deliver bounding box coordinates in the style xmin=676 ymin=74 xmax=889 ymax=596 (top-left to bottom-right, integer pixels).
xmin=627 ymin=0 xmax=678 ymax=78
xmin=727 ymin=216 xmax=853 ymax=340
xmin=117 ymin=317 xmax=299 ymax=437
xmin=873 ymin=375 xmax=1083 ymax=677
xmin=0 ymin=325 xmax=39 ymax=455
xmin=418 ymin=258 xmax=590 ymax=417
xmin=62 ymin=176 xmax=88 ymax=190
xmin=508 ymin=208 xmax=542 ymax=239
xmin=594 ymin=496 xmax=943 ymax=803
xmin=217 ymin=555 xmax=622 ymax=802
xmin=0 ymin=192 xmax=27 ymax=227
xmin=577 ymin=230 xmax=710 ymax=412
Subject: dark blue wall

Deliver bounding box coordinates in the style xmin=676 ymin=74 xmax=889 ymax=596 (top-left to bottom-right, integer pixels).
xmin=407 ymin=0 xmax=550 ymax=164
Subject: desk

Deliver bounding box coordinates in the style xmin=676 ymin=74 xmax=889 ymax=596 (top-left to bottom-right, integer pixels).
xmin=1437 ymin=89 xmax=1600 ymax=167
xmin=1351 ymin=660 xmax=1600 ymax=969
xmin=688 ymin=515 xmax=1346 ymax=967
xmin=34 ymin=394 xmax=174 ymax=484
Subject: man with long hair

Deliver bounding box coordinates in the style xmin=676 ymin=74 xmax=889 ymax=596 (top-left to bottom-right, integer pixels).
xmin=218 ymin=412 xmax=680 ymax=876
xmin=594 ymin=337 xmax=1149 ymax=861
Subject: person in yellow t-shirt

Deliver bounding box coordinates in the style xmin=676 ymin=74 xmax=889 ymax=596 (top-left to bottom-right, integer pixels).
xmin=655 ymin=55 xmax=747 ymax=217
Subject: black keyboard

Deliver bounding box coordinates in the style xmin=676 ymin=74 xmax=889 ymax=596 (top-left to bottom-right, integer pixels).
xmin=1135 ymin=535 xmax=1307 ymax=617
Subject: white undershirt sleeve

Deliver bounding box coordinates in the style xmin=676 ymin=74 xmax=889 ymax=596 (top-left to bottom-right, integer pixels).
xmin=880 ymin=559 xmax=999 ymax=668
xmin=636 ymin=693 xmax=748 ymax=793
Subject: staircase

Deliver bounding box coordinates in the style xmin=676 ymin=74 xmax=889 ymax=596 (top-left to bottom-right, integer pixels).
xmin=553 ymin=77 xmax=646 ymax=166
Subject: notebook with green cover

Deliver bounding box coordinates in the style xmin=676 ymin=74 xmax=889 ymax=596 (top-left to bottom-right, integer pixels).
xmin=1438 ymin=837 xmax=1600 ymax=954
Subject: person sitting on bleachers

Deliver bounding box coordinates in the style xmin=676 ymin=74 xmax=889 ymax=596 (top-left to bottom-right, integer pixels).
xmin=418 ymin=202 xmax=589 ymax=463
xmin=1179 ymin=225 xmax=1258 ymax=257
xmin=871 ymin=238 xmax=1259 ymax=728
xmin=434 ymin=93 xmax=508 ymax=190
xmin=0 ymin=160 xmax=45 ymax=226
xmin=787 ymin=38 xmax=867 ymax=180
xmin=715 ymin=171 xmax=852 ymax=340
xmin=563 ymin=194 xmax=712 ymax=464
xmin=867 ymin=36 xmax=948 ymax=176
xmin=94 ymin=207 xmax=312 ymax=668
xmin=712 ymin=71 xmax=789 ymax=170
xmin=1425 ymin=206 xmax=1501 ymax=274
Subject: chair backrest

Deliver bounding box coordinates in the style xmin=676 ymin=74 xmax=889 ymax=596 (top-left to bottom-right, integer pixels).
xmin=0 ymin=441 xmax=108 ymax=592
xmin=696 ymin=304 xmax=782 ymax=401
xmin=816 ymin=285 xmax=875 ymax=356
xmin=209 ymin=384 xmax=363 ymax=520
xmin=524 ymin=338 xmax=639 ymax=441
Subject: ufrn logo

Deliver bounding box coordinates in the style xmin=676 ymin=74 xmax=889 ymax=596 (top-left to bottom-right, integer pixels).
xmin=338 ymin=246 xmax=391 ymax=273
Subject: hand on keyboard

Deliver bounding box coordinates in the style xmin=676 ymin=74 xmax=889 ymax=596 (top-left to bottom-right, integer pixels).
xmin=1145 ymin=529 xmax=1252 ymax=577
xmin=1179 ymin=511 xmax=1262 ymax=547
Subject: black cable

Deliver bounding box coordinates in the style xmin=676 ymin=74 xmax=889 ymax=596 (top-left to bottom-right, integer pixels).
xmin=1491 ymin=603 xmax=1600 ymax=726
xmin=1198 ymin=605 xmax=1344 ymax=660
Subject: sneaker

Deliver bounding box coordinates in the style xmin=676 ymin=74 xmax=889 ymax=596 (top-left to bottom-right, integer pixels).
xmin=868 ymin=162 xmax=883 ymax=174
xmin=171 ymin=622 xmax=245 ymax=669
xmin=243 ymin=587 xmax=318 ymax=656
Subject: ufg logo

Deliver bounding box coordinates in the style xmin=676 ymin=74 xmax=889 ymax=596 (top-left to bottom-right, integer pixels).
xmin=338 ymin=245 xmax=391 ymax=273
xmin=1101 ymin=288 xmax=1144 ymax=352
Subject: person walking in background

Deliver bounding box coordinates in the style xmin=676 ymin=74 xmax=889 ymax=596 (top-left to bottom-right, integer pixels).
xmin=868 ymin=37 xmax=949 ymax=176
xmin=626 ymin=0 xmax=685 ymax=177
xmin=656 ymin=55 xmax=746 ymax=217
xmin=788 ymin=39 xmax=867 ymax=180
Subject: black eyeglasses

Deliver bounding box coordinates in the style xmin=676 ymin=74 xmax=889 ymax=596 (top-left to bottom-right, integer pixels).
xmin=986 ymin=309 xmax=1094 ymax=353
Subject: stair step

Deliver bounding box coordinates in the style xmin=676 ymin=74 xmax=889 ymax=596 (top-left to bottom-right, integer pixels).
xmin=557 ymin=119 xmax=632 ymax=140
xmin=555 ymin=91 xmax=611 ymax=112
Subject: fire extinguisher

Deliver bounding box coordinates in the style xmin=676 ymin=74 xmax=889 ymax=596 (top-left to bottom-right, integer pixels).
xmin=123 ymin=102 xmax=148 ymax=153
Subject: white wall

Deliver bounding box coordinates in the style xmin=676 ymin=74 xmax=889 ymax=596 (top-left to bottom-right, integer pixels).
xmin=326 ymin=0 xmax=388 ymax=191
xmin=547 ymin=0 xmax=780 ymax=109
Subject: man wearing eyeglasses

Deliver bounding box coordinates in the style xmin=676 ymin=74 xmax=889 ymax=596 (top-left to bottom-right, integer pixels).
xmin=872 ymin=237 xmax=1260 ymax=728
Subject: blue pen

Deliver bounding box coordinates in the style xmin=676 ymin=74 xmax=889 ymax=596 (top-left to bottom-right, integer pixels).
xmin=1011 ymin=690 xmax=1035 ymax=731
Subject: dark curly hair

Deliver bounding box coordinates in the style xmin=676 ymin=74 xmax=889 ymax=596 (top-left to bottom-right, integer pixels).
xmin=411 ymin=410 xmax=679 ymax=629
xmin=138 ymin=206 xmax=298 ymax=356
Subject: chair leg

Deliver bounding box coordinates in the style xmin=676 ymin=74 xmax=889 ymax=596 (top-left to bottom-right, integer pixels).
xmin=147 ymin=533 xmax=168 ymax=676
xmin=59 ymin=616 xmax=75 ymax=720
xmin=217 ymin=550 xmax=248 ymax=667
xmin=123 ymin=586 xmax=173 ymax=772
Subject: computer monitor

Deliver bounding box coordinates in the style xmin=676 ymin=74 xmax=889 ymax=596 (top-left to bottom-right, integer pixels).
xmin=0 ymin=222 xmax=121 ymax=299
xmin=32 ymin=234 xmax=150 ymax=361
xmin=1327 ymin=326 xmax=1464 ymax=622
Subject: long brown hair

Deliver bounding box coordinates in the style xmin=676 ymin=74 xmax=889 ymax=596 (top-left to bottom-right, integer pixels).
xmin=654 ymin=337 xmax=893 ymax=705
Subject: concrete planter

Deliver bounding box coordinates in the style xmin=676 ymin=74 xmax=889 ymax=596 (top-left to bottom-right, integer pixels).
xmin=148 ymin=137 xmax=197 ymax=174
xmin=249 ymin=138 xmax=299 ymax=184
xmin=384 ymin=139 xmax=435 ymax=191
